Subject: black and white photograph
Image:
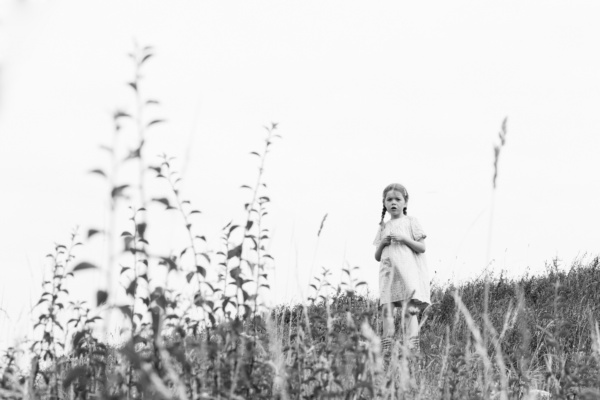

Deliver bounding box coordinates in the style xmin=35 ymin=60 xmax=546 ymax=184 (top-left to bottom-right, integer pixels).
xmin=1 ymin=1 xmax=599 ymax=398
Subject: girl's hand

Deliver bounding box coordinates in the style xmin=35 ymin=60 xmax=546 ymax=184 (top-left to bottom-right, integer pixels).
xmin=390 ymin=233 xmax=409 ymax=244
xmin=381 ymin=235 xmax=392 ymax=247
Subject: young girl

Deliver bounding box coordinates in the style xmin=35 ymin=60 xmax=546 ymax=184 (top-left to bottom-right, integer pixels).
xmin=373 ymin=183 xmax=430 ymax=353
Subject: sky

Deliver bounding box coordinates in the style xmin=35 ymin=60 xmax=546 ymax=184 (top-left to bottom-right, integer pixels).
xmin=1 ymin=0 xmax=599 ymax=349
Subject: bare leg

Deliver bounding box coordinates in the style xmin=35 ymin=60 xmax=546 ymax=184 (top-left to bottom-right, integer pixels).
xmin=382 ymin=302 xmax=395 ymax=338
xmin=381 ymin=303 xmax=395 ymax=355
xmin=405 ymin=302 xmax=421 ymax=351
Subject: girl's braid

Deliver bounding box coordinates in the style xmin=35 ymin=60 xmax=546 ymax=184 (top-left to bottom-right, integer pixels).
xmin=380 ymin=204 xmax=386 ymax=226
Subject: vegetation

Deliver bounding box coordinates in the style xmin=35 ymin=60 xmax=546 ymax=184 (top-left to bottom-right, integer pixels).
xmin=1 ymin=47 xmax=599 ymax=400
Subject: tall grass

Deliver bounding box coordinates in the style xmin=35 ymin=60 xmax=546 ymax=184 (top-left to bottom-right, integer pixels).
xmin=1 ymin=49 xmax=599 ymax=400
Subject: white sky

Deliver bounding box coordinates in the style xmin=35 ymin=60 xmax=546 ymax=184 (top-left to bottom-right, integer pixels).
xmin=1 ymin=0 xmax=600 ymax=349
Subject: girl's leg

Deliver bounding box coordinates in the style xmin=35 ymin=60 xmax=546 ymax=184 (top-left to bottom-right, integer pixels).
xmin=382 ymin=302 xmax=395 ymax=337
xmin=381 ymin=303 xmax=395 ymax=354
xmin=404 ymin=302 xmax=421 ymax=351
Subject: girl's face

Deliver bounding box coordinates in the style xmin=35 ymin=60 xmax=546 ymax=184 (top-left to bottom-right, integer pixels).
xmin=384 ymin=190 xmax=406 ymax=218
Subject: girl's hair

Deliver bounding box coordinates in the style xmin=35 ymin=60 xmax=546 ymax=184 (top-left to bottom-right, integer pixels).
xmin=380 ymin=183 xmax=409 ymax=226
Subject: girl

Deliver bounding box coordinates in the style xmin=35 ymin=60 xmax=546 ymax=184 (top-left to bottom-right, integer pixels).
xmin=373 ymin=183 xmax=430 ymax=353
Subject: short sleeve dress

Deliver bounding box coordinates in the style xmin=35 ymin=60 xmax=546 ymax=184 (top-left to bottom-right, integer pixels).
xmin=373 ymin=216 xmax=430 ymax=307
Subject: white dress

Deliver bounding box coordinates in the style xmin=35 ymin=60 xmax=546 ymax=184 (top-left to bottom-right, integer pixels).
xmin=373 ymin=216 xmax=430 ymax=306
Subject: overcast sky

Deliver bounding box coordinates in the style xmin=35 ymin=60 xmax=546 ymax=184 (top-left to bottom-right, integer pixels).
xmin=1 ymin=0 xmax=599 ymax=349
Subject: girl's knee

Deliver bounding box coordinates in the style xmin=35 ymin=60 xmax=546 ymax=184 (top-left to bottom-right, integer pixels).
xmin=405 ymin=299 xmax=427 ymax=317
xmin=406 ymin=304 xmax=420 ymax=317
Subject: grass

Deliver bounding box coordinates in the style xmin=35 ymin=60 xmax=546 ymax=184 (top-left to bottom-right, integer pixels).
xmin=1 ymin=47 xmax=600 ymax=400
xmin=4 ymin=257 xmax=600 ymax=399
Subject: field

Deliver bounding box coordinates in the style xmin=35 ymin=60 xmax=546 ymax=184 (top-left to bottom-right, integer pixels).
xmin=3 ymin=251 xmax=600 ymax=399
xmin=2 ymin=47 xmax=600 ymax=400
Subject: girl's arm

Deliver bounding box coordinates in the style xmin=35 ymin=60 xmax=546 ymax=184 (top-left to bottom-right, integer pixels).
xmin=395 ymin=234 xmax=426 ymax=253
xmin=374 ymin=237 xmax=391 ymax=261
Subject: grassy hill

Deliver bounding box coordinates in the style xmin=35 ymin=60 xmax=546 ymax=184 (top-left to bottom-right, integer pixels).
xmin=2 ymin=256 xmax=600 ymax=399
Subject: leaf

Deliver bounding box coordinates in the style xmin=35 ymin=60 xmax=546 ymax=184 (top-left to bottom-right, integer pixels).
xmin=89 ymin=169 xmax=106 ymax=178
xmin=140 ymin=53 xmax=153 ymax=65
xmin=195 ymin=235 xmax=206 ymax=242
xmin=250 ymin=151 xmax=260 ymax=157
xmin=150 ymin=287 xmax=167 ymax=309
xmin=114 ymin=110 xmax=131 ymax=119
xmin=128 ymin=82 xmax=137 ymax=92
xmin=118 ymin=305 xmax=133 ymax=320
xmin=121 ymin=231 xmax=133 ymax=237
xmin=186 ymin=272 xmax=195 ymax=283
xmin=247 ymin=262 xmax=257 ymax=273
xmin=137 ymin=222 xmax=147 ymax=239
xmin=111 ymin=185 xmax=129 ymax=199
xmin=146 ymin=99 xmax=160 ymax=105
xmin=196 ymin=265 xmax=206 ymax=278
xmin=124 ymin=147 xmax=141 ymax=161
xmin=199 ymin=253 xmax=211 ymax=263
xmin=71 ymin=331 xmax=85 ymax=348
xmin=55 ymin=321 xmax=64 ymax=331
xmin=152 ymin=197 xmax=171 ymax=208
xmin=148 ymin=165 xmax=162 ymax=175
xmin=229 ymin=266 xmax=241 ymax=280
xmin=35 ymin=298 xmax=49 ymax=307
xmin=87 ymin=229 xmax=103 ymax=239
xmin=189 ymin=210 xmax=201 ymax=215
xmin=97 ymin=290 xmax=108 ymax=306
xmin=126 ymin=280 xmax=137 ymax=297
xmin=227 ymin=244 xmax=242 ymax=260
xmin=160 ymin=257 xmax=178 ymax=272
xmin=243 ymin=304 xmax=252 ymax=318
xmin=72 ymin=262 xmax=98 ymax=273
xmin=245 ymin=220 xmax=254 ymax=231
xmin=202 ymin=281 xmax=215 ymax=292
xmin=146 ymin=119 xmax=165 ymax=128
xmin=240 ymin=185 xmax=252 ymax=190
